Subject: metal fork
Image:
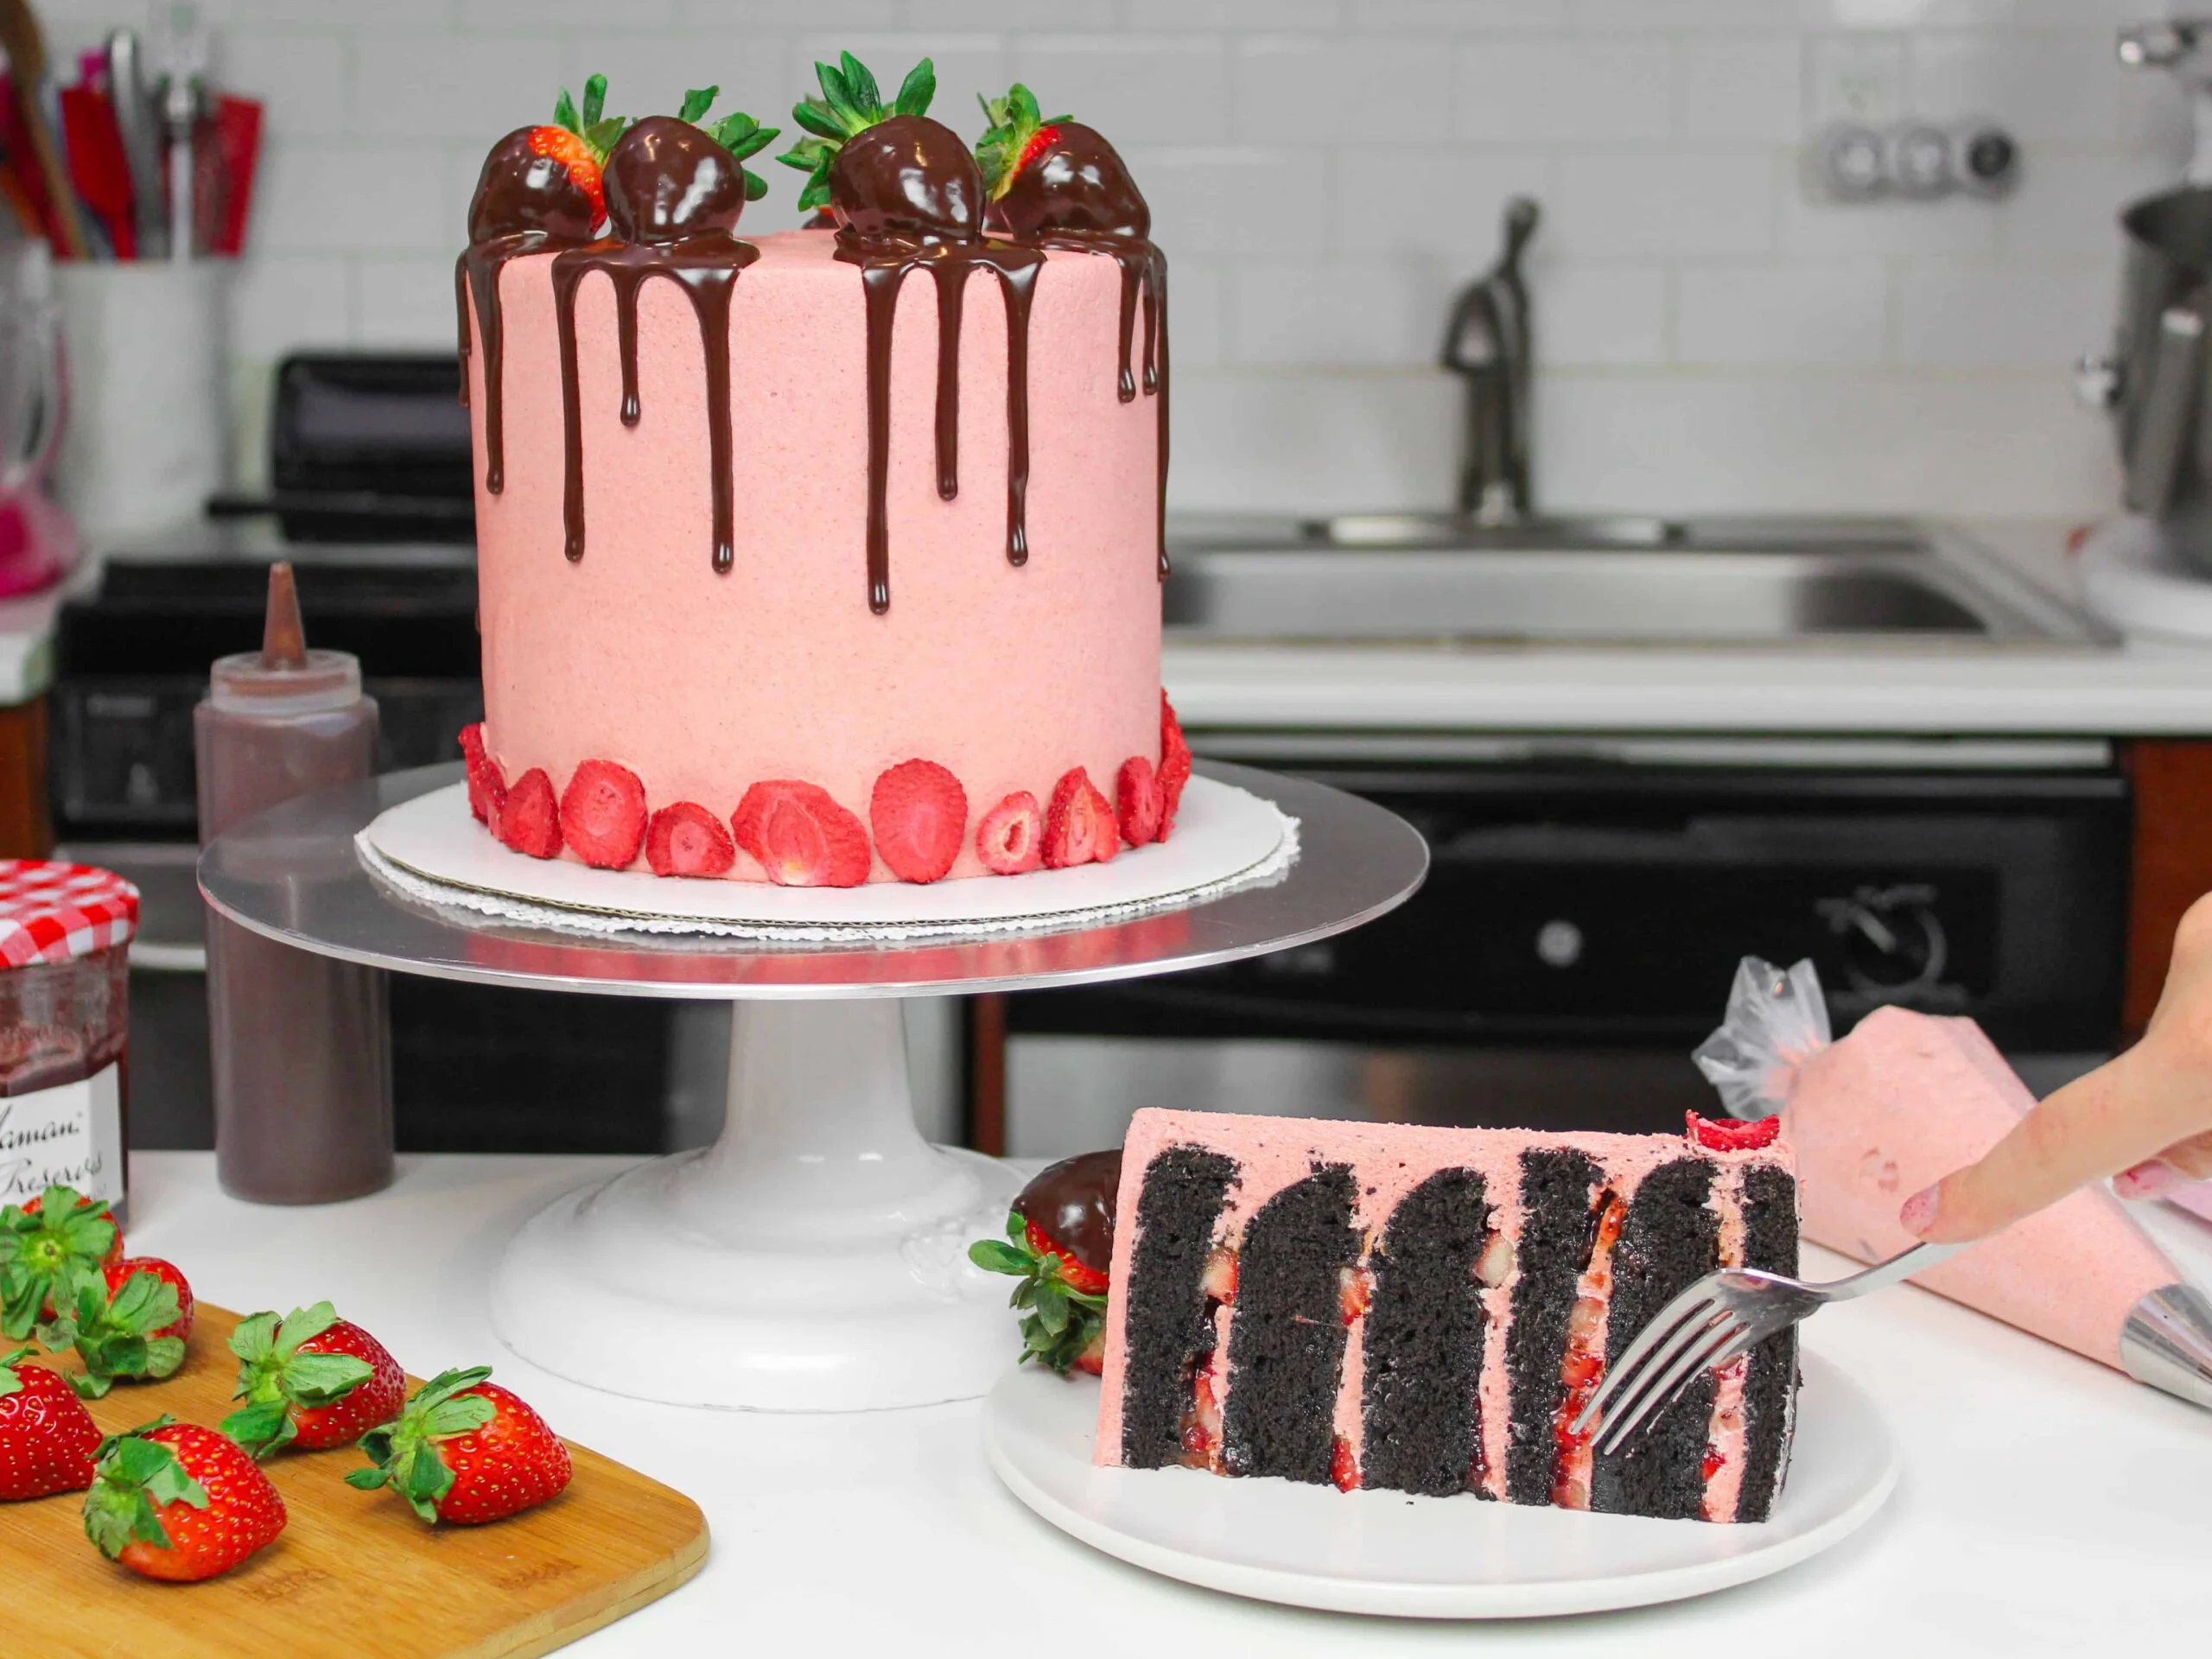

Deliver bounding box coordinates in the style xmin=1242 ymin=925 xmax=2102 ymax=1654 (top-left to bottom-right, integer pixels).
xmin=1570 ymin=1241 xmax=1965 ymax=1457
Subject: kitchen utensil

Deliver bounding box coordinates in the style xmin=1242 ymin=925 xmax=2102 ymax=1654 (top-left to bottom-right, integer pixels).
xmin=104 ymin=27 xmax=166 ymax=258
xmin=0 ymin=0 xmax=87 ymax=257
xmin=0 ymin=235 xmax=73 ymax=595
xmin=1440 ymin=195 xmax=1537 ymax=525
xmin=0 ymin=1303 xmax=708 ymax=1658
xmin=1572 ymin=1241 xmax=1964 ymax=1455
xmin=985 ymin=1358 xmax=1896 ymax=1618
xmin=51 ymin=257 xmax=227 ymax=537
xmin=209 ymin=92 xmax=259 ymax=255
xmin=58 ymin=85 xmax=135 ymax=257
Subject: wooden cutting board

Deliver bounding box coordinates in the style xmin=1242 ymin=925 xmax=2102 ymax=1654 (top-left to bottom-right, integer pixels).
xmin=0 ymin=1304 xmax=709 ymax=1659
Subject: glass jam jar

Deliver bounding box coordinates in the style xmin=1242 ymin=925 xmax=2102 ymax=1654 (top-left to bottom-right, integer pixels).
xmin=0 ymin=861 xmax=137 ymax=1217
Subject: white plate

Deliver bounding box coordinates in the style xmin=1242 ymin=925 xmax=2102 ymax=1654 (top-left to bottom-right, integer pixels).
xmin=982 ymin=1357 xmax=1897 ymax=1618
xmin=357 ymin=775 xmax=1294 ymax=938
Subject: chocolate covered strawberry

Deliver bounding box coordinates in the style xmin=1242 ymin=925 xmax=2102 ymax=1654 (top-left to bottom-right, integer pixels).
xmin=348 ymin=1367 xmax=571 ymax=1525
xmin=0 ymin=1185 xmax=121 ymax=1339
xmin=467 ymin=74 xmax=629 ymax=243
xmin=0 ymin=1347 xmax=101 ymax=1498
xmin=41 ymin=1257 xmax=192 ymax=1398
xmin=870 ymin=760 xmax=967 ymax=884
xmin=221 ymin=1302 xmax=406 ymax=1459
xmin=731 ymin=780 xmax=871 ymax=887
xmin=84 ymin=1417 xmax=286 ymax=1582
xmin=969 ymin=1148 xmax=1122 ymax=1376
xmin=775 ymin=54 xmax=982 ymax=242
xmin=976 ymin=85 xmax=1150 ymax=244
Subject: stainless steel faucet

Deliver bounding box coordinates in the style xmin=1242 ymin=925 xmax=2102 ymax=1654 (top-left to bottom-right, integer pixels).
xmin=1440 ymin=196 xmax=1539 ymax=525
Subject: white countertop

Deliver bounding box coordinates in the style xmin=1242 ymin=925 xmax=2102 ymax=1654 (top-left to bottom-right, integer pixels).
xmin=119 ymin=1150 xmax=2212 ymax=1656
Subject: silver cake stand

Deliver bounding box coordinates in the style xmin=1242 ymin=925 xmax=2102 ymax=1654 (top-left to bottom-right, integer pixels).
xmin=200 ymin=760 xmax=1427 ymax=1413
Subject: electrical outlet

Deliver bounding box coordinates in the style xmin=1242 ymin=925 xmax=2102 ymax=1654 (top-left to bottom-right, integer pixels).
xmin=1804 ymin=118 xmax=2021 ymax=204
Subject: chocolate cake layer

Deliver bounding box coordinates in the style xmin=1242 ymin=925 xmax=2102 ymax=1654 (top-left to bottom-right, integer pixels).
xmin=1591 ymin=1159 xmax=1721 ymax=1520
xmin=1118 ymin=1144 xmax=1239 ymax=1469
xmin=1504 ymin=1148 xmax=1605 ymax=1506
xmin=1734 ymin=1162 xmax=1801 ymax=1522
xmin=1359 ymin=1167 xmax=1493 ymax=1497
xmin=1220 ymin=1165 xmax=1361 ymax=1484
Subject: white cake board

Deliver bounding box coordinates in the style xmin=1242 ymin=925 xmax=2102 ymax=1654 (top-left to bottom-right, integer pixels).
xmin=2079 ymin=514 xmax=2212 ymax=646
xmin=983 ymin=1357 xmax=1897 ymax=1618
xmin=358 ymin=777 xmax=1297 ymax=941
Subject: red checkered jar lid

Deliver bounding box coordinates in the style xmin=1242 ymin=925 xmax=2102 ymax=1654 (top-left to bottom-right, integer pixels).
xmin=0 ymin=861 xmax=140 ymax=969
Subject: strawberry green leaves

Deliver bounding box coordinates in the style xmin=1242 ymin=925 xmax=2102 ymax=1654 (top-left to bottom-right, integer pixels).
xmin=976 ymin=83 xmax=1071 ymax=199
xmin=0 ymin=1185 xmax=117 ymax=1341
xmin=775 ymin=52 xmax=937 ymax=213
xmin=41 ymin=1266 xmax=186 ymax=1399
xmin=220 ymin=1302 xmax=377 ymax=1459
xmin=969 ymin=1211 xmax=1109 ymax=1376
xmin=82 ymin=1419 xmax=207 ymax=1559
xmin=346 ymin=1365 xmax=498 ymax=1524
xmin=554 ymin=72 xmax=632 ymax=164
xmin=672 ymin=86 xmax=782 ymax=202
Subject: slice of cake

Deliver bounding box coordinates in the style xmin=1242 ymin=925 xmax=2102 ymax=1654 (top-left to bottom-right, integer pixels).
xmin=454 ymin=58 xmax=1178 ymax=886
xmin=1094 ymin=1109 xmax=1802 ymax=1524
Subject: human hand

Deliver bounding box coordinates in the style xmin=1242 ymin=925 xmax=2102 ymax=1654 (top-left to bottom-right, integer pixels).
xmin=1900 ymin=890 xmax=2212 ymax=1243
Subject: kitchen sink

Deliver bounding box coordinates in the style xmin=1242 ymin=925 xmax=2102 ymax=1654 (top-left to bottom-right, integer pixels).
xmin=1162 ymin=516 xmax=2111 ymax=648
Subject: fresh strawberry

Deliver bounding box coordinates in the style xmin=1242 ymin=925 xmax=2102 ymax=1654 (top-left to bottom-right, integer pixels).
xmin=968 ymin=1211 xmax=1110 ymax=1376
xmin=348 ymin=1367 xmax=571 ymax=1526
xmin=1116 ymin=755 xmax=1162 ymax=847
xmin=976 ymin=791 xmax=1044 ymax=875
xmin=1331 ymin=1433 xmax=1360 ymax=1492
xmin=220 ymin=1302 xmax=405 ymax=1459
xmin=730 ymin=780 xmax=871 ymax=887
xmin=458 ymin=723 xmax=507 ymax=826
xmin=1686 ymin=1111 xmax=1783 ymax=1153
xmin=41 ymin=1258 xmax=192 ymax=1398
xmin=1043 ymin=768 xmax=1116 ymax=868
xmin=498 ymin=767 xmax=563 ymax=859
xmin=558 ymin=760 xmax=648 ymax=869
xmin=1338 ymin=1263 xmax=1373 ymax=1326
xmin=1 ymin=1185 xmax=121 ymax=1338
xmin=870 ymin=760 xmax=968 ymax=884
xmin=1157 ymin=692 xmax=1193 ymax=840
xmin=645 ymin=802 xmax=736 ymax=878
xmin=525 ymin=126 xmax=606 ymax=226
xmin=0 ymin=1347 xmax=100 ymax=1498
xmin=83 ymin=1417 xmax=286 ymax=1582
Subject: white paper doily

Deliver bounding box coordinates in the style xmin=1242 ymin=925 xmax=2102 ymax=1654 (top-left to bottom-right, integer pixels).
xmin=355 ymin=777 xmax=1300 ymax=942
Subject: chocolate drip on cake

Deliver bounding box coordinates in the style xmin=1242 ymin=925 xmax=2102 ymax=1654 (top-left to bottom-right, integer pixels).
xmin=1503 ymin=1148 xmax=1605 ymax=1506
xmin=988 ymin=123 xmax=1171 ymax=580
xmin=1358 ymin=1168 xmax=1492 ymax=1498
xmin=1011 ymin=1148 xmax=1122 ymax=1276
xmin=456 ymin=129 xmax=598 ymax=496
xmin=1589 ymin=1160 xmax=1721 ymax=1521
xmin=1219 ymin=1166 xmax=1361 ymax=1484
xmin=551 ymin=241 xmax=758 ymax=574
xmin=1119 ymin=1145 xmax=1240 ymax=1469
xmin=1733 ymin=1163 xmax=1801 ymax=1522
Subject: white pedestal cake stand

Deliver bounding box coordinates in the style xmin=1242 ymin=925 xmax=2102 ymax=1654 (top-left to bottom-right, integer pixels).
xmin=198 ymin=760 xmax=1427 ymax=1413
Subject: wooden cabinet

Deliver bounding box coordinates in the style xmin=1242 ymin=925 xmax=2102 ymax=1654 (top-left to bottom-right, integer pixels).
xmin=0 ymin=696 xmax=49 ymax=859
xmin=2121 ymin=739 xmax=2212 ymax=1039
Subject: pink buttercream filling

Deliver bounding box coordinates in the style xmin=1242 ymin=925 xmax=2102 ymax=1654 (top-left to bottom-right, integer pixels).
xmin=1700 ymin=1167 xmax=1751 ymax=1523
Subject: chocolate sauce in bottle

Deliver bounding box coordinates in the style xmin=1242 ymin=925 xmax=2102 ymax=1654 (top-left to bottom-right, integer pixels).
xmin=194 ymin=564 xmax=394 ymax=1205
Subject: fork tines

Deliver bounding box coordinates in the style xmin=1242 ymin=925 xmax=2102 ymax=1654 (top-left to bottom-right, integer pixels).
xmin=1572 ymin=1287 xmax=1754 ymax=1458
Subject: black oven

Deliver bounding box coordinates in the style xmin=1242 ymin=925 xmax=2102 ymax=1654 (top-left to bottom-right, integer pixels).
xmin=1000 ymin=734 xmax=2129 ymax=1157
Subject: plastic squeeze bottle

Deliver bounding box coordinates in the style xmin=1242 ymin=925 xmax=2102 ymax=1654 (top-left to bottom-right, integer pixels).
xmin=194 ymin=563 xmax=394 ymax=1203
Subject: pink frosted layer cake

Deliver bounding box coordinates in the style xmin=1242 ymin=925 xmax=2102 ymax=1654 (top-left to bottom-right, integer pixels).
xmin=452 ymin=63 xmax=1177 ymax=886
xmin=1096 ymin=1109 xmax=1802 ymax=1524
xmin=1785 ymin=1005 xmax=2181 ymax=1370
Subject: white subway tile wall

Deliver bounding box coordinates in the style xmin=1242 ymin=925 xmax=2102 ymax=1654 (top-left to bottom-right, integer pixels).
xmin=32 ymin=0 xmax=2184 ymax=513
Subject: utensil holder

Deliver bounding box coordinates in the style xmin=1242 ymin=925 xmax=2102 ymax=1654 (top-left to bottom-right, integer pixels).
xmin=51 ymin=259 xmax=229 ymax=543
